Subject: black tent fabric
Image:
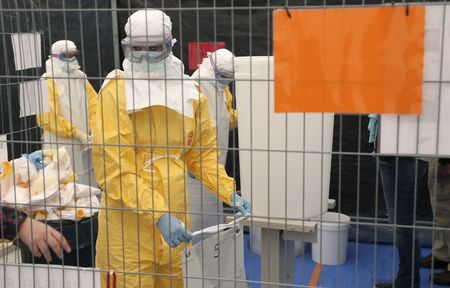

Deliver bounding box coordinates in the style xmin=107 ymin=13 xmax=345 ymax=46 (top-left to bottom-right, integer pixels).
xmin=0 ymin=0 xmax=115 ymax=159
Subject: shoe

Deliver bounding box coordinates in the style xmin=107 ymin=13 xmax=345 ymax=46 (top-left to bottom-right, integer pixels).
xmin=432 ymin=270 xmax=450 ymax=285
xmin=421 ymin=254 xmax=449 ymax=269
xmin=374 ymin=283 xmax=393 ymax=288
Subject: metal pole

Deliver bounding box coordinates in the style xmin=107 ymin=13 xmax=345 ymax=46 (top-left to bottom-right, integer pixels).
xmin=110 ymin=0 xmax=120 ymax=69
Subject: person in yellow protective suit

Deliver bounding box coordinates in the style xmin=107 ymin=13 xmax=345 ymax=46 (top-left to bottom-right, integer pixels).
xmin=36 ymin=40 xmax=97 ymax=185
xmin=92 ymin=9 xmax=251 ymax=288
xmin=189 ymin=48 xmax=238 ymax=233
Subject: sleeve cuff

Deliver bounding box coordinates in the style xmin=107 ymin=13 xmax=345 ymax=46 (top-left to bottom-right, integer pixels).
xmin=4 ymin=210 xmax=27 ymax=241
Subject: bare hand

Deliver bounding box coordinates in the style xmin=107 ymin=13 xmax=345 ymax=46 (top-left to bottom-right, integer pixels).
xmin=18 ymin=218 xmax=71 ymax=262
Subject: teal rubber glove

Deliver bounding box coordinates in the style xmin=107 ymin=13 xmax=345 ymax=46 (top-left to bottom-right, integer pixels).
xmin=157 ymin=214 xmax=192 ymax=248
xmin=368 ymin=114 xmax=379 ymax=145
xmin=22 ymin=150 xmax=48 ymax=170
xmin=229 ymin=193 xmax=251 ymax=215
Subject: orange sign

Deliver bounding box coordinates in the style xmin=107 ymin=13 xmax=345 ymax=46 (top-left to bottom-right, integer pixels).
xmin=274 ymin=6 xmax=425 ymax=114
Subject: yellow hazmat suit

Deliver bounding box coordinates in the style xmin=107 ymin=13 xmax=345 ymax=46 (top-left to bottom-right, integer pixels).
xmin=92 ymin=75 xmax=236 ymax=287
xmin=37 ymin=78 xmax=97 ymax=140
xmin=37 ymin=40 xmax=97 ymax=185
xmin=189 ymin=48 xmax=238 ymax=232
xmin=225 ymin=86 xmax=238 ymax=130
xmin=37 ymin=77 xmax=97 ymax=185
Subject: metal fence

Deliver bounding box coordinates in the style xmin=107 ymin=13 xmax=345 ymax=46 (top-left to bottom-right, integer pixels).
xmin=1 ymin=0 xmax=449 ymax=287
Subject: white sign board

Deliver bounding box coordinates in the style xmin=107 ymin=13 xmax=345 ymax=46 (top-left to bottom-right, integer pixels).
xmin=0 ymin=264 xmax=101 ymax=288
xmin=19 ymin=79 xmax=50 ymax=118
xmin=10 ymin=33 xmax=42 ymax=71
xmin=0 ymin=135 xmax=7 ymax=163
xmin=380 ymin=5 xmax=450 ymax=157
xmin=235 ymin=56 xmax=333 ymax=220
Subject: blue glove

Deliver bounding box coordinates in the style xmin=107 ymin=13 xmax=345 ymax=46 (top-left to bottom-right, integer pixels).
xmin=187 ymin=172 xmax=196 ymax=179
xmin=157 ymin=214 xmax=192 ymax=248
xmin=229 ymin=192 xmax=251 ymax=215
xmin=368 ymin=114 xmax=379 ymax=145
xmin=22 ymin=150 xmax=48 ymax=170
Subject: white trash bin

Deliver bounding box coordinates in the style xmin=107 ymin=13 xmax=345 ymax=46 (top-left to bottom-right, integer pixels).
xmin=312 ymin=212 xmax=350 ymax=265
xmin=250 ymin=227 xmax=304 ymax=256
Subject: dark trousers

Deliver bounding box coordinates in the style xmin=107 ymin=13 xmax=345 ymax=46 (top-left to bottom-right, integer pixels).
xmin=379 ymin=157 xmax=428 ymax=288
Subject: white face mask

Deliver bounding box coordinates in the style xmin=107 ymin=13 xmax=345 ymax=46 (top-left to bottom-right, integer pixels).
xmin=61 ymin=58 xmax=80 ymax=73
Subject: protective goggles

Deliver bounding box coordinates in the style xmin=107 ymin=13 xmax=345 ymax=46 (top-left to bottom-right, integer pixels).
xmin=121 ymin=38 xmax=172 ymax=63
xmin=51 ymin=50 xmax=80 ymax=61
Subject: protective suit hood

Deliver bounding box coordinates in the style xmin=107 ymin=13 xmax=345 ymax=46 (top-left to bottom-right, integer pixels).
xmin=51 ymin=40 xmax=77 ymax=54
xmin=124 ymin=9 xmax=172 ymax=41
xmin=46 ymin=40 xmax=82 ymax=77
xmin=121 ymin=9 xmax=198 ymax=117
xmin=191 ymin=48 xmax=235 ymax=93
xmin=208 ymin=48 xmax=235 ymax=77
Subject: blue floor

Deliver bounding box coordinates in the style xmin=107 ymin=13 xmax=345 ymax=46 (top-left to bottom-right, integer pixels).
xmin=243 ymin=234 xmax=448 ymax=287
